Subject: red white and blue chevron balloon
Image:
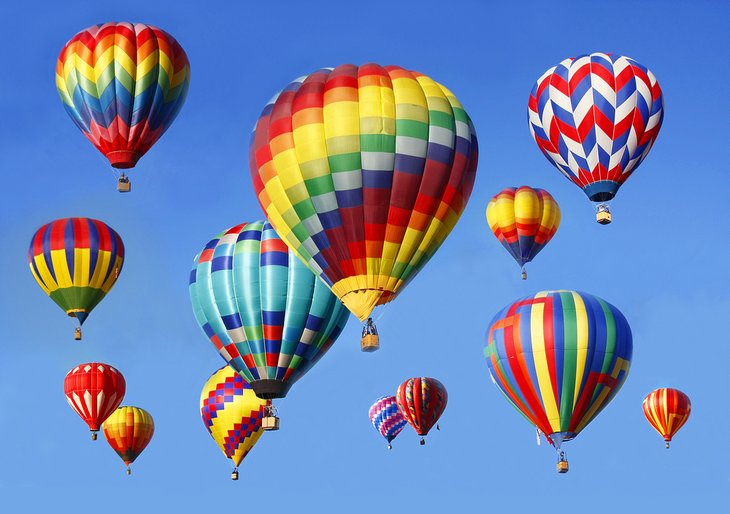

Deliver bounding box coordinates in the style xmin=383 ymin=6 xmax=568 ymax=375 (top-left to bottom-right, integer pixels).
xmin=368 ymin=396 xmax=407 ymax=448
xmin=528 ymin=53 xmax=663 ymax=203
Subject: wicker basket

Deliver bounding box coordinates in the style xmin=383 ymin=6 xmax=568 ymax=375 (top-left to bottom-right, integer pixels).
xmin=74 ymin=328 xmax=82 ymax=341
xmin=117 ymin=178 xmax=131 ymax=193
xmin=361 ymin=334 xmax=380 ymax=352
xmin=262 ymin=416 xmax=280 ymax=431
xmin=596 ymin=211 xmax=611 ymax=225
xmin=557 ymin=460 xmax=569 ymax=473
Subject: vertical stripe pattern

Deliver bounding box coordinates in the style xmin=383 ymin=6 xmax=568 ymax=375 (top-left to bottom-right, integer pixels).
xmin=528 ymin=53 xmax=663 ymax=202
xmin=484 ymin=290 xmax=632 ymax=447
xmin=28 ymin=218 xmax=124 ymax=324
xmin=395 ymin=377 xmax=448 ymax=437
xmin=486 ymin=186 xmax=560 ymax=269
xmin=64 ymin=363 xmax=126 ymax=432
xmin=250 ymin=63 xmax=478 ymax=321
xmin=642 ymin=388 xmax=691 ymax=443
xmin=189 ymin=221 xmax=350 ymax=398
xmin=200 ymin=366 xmax=269 ymax=467
xmin=56 ymin=22 xmax=190 ymax=169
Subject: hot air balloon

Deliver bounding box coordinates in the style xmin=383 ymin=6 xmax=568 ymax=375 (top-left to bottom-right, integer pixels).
xmin=102 ymin=406 xmax=154 ymax=475
xmin=201 ymin=366 xmax=270 ymax=480
xmin=395 ymin=377 xmax=447 ymax=445
xmin=64 ymin=363 xmax=126 ymax=440
xmin=249 ymin=63 xmax=478 ymax=350
xmin=369 ymin=396 xmax=407 ymax=449
xmin=28 ymin=218 xmax=124 ymax=340
xmin=484 ymin=290 xmax=632 ymax=473
xmin=486 ymin=186 xmax=560 ymax=279
xmin=189 ymin=221 xmax=350 ymax=428
xmin=643 ymin=388 xmax=691 ymax=448
xmin=56 ymin=22 xmax=190 ymax=191
xmin=528 ymin=53 xmax=663 ymax=224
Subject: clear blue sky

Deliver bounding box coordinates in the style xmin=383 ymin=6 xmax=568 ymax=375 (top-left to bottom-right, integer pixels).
xmin=0 ymin=0 xmax=727 ymax=511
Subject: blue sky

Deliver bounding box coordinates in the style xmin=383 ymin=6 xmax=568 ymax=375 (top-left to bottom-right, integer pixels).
xmin=0 ymin=0 xmax=727 ymax=510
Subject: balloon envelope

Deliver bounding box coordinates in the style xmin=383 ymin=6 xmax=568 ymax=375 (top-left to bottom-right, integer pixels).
xmin=64 ymin=363 xmax=125 ymax=434
xmin=395 ymin=377 xmax=447 ymax=437
xmin=102 ymin=406 xmax=154 ymax=471
xmin=56 ymin=22 xmax=190 ymax=169
xmin=643 ymin=388 xmax=691 ymax=444
xmin=200 ymin=366 xmax=269 ymax=467
xmin=484 ymin=290 xmax=632 ymax=448
xmin=189 ymin=221 xmax=350 ymax=399
xmin=28 ymin=218 xmax=124 ymax=327
xmin=486 ymin=186 xmax=560 ymax=271
xmin=249 ymin=63 xmax=478 ymax=321
xmin=369 ymin=395 xmax=407 ymax=445
xmin=528 ymin=53 xmax=663 ymax=203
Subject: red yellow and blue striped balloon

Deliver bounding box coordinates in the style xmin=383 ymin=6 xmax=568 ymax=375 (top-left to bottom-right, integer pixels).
xmin=368 ymin=395 xmax=407 ymax=448
xmin=486 ymin=186 xmax=560 ymax=277
xmin=395 ymin=377 xmax=447 ymax=442
xmin=484 ymin=290 xmax=632 ymax=449
xmin=643 ymin=388 xmax=691 ymax=448
xmin=201 ymin=366 xmax=269 ymax=471
xmin=28 ymin=218 xmax=124 ymax=330
xmin=56 ymin=22 xmax=190 ymax=170
xmin=249 ymin=64 xmax=478 ymax=322
xmin=528 ymin=53 xmax=663 ymax=206
xmin=189 ymin=221 xmax=350 ymax=399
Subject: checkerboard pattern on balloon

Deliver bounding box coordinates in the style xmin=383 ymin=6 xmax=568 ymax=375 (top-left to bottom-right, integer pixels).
xmin=528 ymin=53 xmax=663 ymax=202
xmin=249 ymin=64 xmax=478 ymax=321
xmin=369 ymin=396 xmax=407 ymax=443
xmin=189 ymin=221 xmax=350 ymax=393
xmin=200 ymin=366 xmax=269 ymax=466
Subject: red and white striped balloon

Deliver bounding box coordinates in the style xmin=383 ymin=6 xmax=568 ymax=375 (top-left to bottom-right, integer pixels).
xmin=64 ymin=363 xmax=126 ymax=439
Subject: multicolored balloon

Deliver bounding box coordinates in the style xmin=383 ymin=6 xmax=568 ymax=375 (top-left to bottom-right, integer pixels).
xmin=643 ymin=388 xmax=691 ymax=448
xmin=64 ymin=363 xmax=126 ymax=440
xmin=249 ymin=63 xmax=478 ymax=326
xmin=102 ymin=406 xmax=154 ymax=475
xmin=486 ymin=186 xmax=560 ymax=279
xmin=28 ymin=218 xmax=124 ymax=338
xmin=201 ymin=366 xmax=269 ymax=478
xmin=484 ymin=291 xmax=632 ymax=462
xmin=368 ymin=396 xmax=407 ymax=449
xmin=528 ymin=53 xmax=663 ymax=222
xmin=395 ymin=377 xmax=448 ymax=444
xmin=56 ymin=23 xmax=190 ymax=177
xmin=189 ymin=221 xmax=350 ymax=400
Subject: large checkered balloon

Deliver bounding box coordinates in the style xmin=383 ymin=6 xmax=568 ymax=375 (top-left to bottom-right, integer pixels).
xmin=249 ymin=64 xmax=478 ymax=323
xmin=528 ymin=53 xmax=663 ymax=203
xmin=189 ymin=221 xmax=350 ymax=400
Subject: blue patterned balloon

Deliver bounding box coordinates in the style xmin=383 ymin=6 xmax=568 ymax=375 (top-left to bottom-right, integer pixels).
xmin=369 ymin=396 xmax=407 ymax=448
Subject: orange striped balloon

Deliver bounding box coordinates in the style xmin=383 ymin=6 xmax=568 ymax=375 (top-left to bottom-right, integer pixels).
xmin=102 ymin=406 xmax=154 ymax=474
xmin=642 ymin=388 xmax=691 ymax=448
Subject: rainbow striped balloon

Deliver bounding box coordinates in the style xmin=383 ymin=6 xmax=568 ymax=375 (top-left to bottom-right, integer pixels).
xmin=200 ymin=366 xmax=269 ymax=468
xmin=189 ymin=221 xmax=350 ymax=399
xmin=486 ymin=186 xmax=560 ymax=276
xmin=250 ymin=64 xmax=478 ymax=321
xmin=28 ymin=218 xmax=124 ymax=328
xmin=484 ymin=290 xmax=632 ymax=449
xmin=56 ymin=22 xmax=190 ymax=169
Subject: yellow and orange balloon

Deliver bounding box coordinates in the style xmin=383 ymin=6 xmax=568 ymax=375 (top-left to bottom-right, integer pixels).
xmin=102 ymin=406 xmax=154 ymax=474
xmin=643 ymin=388 xmax=691 ymax=448
xmin=486 ymin=186 xmax=560 ymax=279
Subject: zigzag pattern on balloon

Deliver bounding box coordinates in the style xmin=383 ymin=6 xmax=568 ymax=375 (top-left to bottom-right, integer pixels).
xmin=369 ymin=396 xmax=407 ymax=443
xmin=528 ymin=53 xmax=663 ymax=202
xmin=56 ymin=22 xmax=190 ymax=168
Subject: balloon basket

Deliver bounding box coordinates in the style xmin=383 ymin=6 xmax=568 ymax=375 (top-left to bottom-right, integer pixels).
xmin=262 ymin=415 xmax=280 ymax=431
xmin=665 ymin=442 xmax=670 ymax=449
xmin=231 ymin=469 xmax=239 ymax=481
xmin=74 ymin=327 xmax=82 ymax=341
xmin=126 ymin=468 xmax=131 ymax=476
xmin=419 ymin=438 xmax=425 ymax=446
xmin=521 ymin=269 xmax=527 ymax=280
xmin=596 ymin=205 xmax=611 ymax=225
xmin=91 ymin=431 xmax=97 ymax=441
xmin=361 ymin=318 xmax=380 ymax=352
xmin=117 ymin=175 xmax=131 ymax=193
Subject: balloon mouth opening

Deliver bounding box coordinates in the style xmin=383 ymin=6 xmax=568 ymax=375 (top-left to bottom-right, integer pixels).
xmin=251 ymin=379 xmax=291 ymax=400
xmin=67 ymin=310 xmax=89 ymax=325
xmin=549 ymin=431 xmax=577 ymax=448
xmin=107 ymin=150 xmax=142 ymax=169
